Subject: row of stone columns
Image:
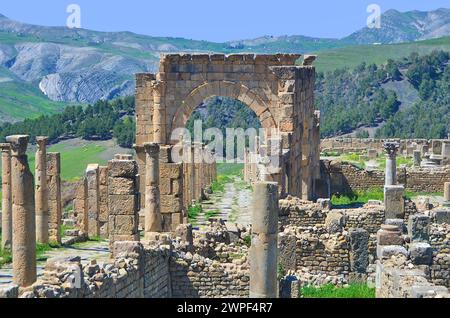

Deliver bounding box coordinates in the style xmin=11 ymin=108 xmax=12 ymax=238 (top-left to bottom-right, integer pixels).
xmin=181 ymin=142 xmax=216 ymax=208
xmin=0 ymin=136 xmax=64 ymax=287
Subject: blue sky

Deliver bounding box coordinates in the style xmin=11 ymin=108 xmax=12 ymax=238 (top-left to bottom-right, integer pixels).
xmin=0 ymin=0 xmax=448 ymax=42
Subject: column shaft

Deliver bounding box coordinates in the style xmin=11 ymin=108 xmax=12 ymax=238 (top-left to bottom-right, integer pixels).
xmin=35 ymin=137 xmax=49 ymax=243
xmin=144 ymin=143 xmax=163 ymax=236
xmin=0 ymin=144 xmax=12 ymax=250
xmin=250 ymin=182 xmax=279 ymax=298
xmin=7 ymin=135 xmax=37 ymax=287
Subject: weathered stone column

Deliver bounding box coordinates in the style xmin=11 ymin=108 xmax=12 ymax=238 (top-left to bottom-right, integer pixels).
xmin=443 ymin=182 xmax=450 ymax=206
xmin=47 ymin=152 xmax=62 ymax=243
xmin=384 ymin=142 xmax=399 ymax=186
xmin=35 ymin=137 xmax=49 ymax=244
xmin=413 ymin=150 xmax=421 ymax=167
xmin=0 ymin=143 xmax=12 ymax=250
xmin=6 ymin=135 xmax=37 ymax=287
xmin=108 ymin=156 xmax=139 ymax=251
xmin=384 ymin=185 xmax=405 ymax=220
xmin=98 ymin=166 xmax=109 ymax=238
xmin=152 ymin=81 xmax=166 ymax=145
xmin=144 ymin=143 xmax=163 ymax=237
xmin=86 ymin=164 xmax=100 ymax=237
xmin=442 ymin=141 xmax=450 ymax=159
xmin=250 ymin=182 xmax=279 ymax=298
xmin=74 ymin=176 xmax=89 ymax=235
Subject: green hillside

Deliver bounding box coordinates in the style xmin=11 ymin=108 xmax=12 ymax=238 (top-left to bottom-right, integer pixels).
xmin=314 ymin=37 xmax=450 ymax=72
xmin=0 ymin=66 xmax=81 ymax=122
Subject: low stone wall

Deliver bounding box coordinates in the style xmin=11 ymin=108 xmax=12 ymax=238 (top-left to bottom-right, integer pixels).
xmin=429 ymin=223 xmax=450 ymax=287
xmin=2 ymin=242 xmax=172 ymax=299
xmin=324 ymin=161 xmax=450 ymax=194
xmin=170 ymin=254 xmax=249 ymax=298
xmin=320 ymin=138 xmax=432 ymax=155
xmin=279 ymin=198 xmax=326 ymax=228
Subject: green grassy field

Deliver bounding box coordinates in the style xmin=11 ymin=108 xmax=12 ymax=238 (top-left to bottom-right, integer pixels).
xmin=313 ymin=36 xmax=450 ymax=72
xmin=26 ymin=143 xmax=108 ymax=181
xmin=301 ymin=284 xmax=375 ymax=298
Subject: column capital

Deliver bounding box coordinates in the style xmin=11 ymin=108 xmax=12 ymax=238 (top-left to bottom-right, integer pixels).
xmin=36 ymin=136 xmax=49 ymax=148
xmin=143 ymin=142 xmax=160 ymax=156
xmin=384 ymin=142 xmax=399 ymax=158
xmin=5 ymin=135 xmax=29 ymax=156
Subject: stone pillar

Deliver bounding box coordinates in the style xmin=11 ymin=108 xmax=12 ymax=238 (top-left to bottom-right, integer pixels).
xmin=408 ymin=214 xmax=430 ymax=242
xmin=108 ymin=156 xmax=139 ymax=250
xmin=47 ymin=152 xmax=61 ymax=244
xmin=250 ymin=182 xmax=279 ymax=298
xmin=6 ymin=135 xmax=36 ymax=287
xmin=368 ymin=149 xmax=377 ymax=160
xmin=384 ymin=142 xmax=399 ymax=186
xmin=349 ymin=228 xmax=369 ymax=282
xmin=74 ymin=177 xmax=88 ymax=235
xmin=376 ymin=224 xmax=405 ymax=259
xmin=444 ymin=182 xmax=450 ymax=205
xmin=413 ymin=150 xmax=421 ymax=167
xmin=86 ymin=164 xmax=100 ymax=238
xmin=35 ymin=136 xmax=49 ymax=244
xmin=384 ymin=185 xmax=405 ymax=220
xmin=98 ymin=166 xmax=109 ymax=238
xmin=0 ymin=143 xmax=12 ymax=250
xmin=152 ymin=81 xmax=166 ymax=144
xmin=144 ymin=143 xmax=163 ymax=237
xmin=193 ymin=142 xmax=202 ymax=201
xmin=442 ymin=141 xmax=450 ymax=159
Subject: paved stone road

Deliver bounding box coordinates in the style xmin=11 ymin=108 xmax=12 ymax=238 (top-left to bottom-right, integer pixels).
xmin=198 ymin=175 xmax=252 ymax=228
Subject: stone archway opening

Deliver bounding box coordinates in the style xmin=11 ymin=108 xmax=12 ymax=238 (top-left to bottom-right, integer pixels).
xmin=179 ymin=94 xmax=264 ymax=226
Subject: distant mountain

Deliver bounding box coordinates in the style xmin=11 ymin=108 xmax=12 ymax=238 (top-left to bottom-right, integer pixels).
xmin=343 ymin=8 xmax=450 ymax=44
xmin=0 ymin=8 xmax=449 ymax=123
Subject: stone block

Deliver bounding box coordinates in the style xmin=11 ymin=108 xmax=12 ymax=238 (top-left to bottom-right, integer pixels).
xmin=160 ymin=163 xmax=182 ymax=179
xmin=411 ymin=286 xmax=449 ymax=298
xmin=317 ymin=198 xmax=331 ymax=210
xmin=408 ymin=214 xmax=430 ymax=242
xmin=108 ymin=177 xmax=136 ymax=195
xmin=377 ymin=225 xmax=404 ymax=246
xmin=160 ymin=178 xmax=172 ymax=195
xmin=376 ymin=245 xmax=408 ymax=259
xmin=109 ymin=215 xmax=138 ymax=235
xmin=108 ymin=160 xmax=138 ymax=178
xmin=432 ymin=209 xmax=450 ymax=224
xmin=108 ymin=194 xmax=139 ymax=216
xmin=160 ymin=195 xmax=182 ymax=213
xmin=385 ymin=219 xmax=406 ymax=234
xmin=0 ymin=285 xmax=19 ymax=298
xmin=278 ymin=232 xmax=296 ymax=272
xmin=325 ymin=211 xmax=345 ymax=233
xmin=384 ymin=185 xmax=405 ymax=219
xmin=349 ymin=228 xmax=369 ymax=273
xmin=175 ymin=224 xmax=193 ymax=247
xmin=409 ymin=242 xmax=432 ymax=265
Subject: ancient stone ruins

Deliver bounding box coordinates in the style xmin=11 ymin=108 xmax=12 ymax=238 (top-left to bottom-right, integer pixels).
xmin=0 ymin=54 xmax=449 ymax=298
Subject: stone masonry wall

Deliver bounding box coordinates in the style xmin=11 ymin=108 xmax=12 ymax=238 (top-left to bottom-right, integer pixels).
xmin=325 ymin=161 xmax=450 ymax=194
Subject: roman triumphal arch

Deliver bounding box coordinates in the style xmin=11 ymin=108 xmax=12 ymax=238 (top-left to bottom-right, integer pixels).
xmin=134 ymin=54 xmax=320 ymax=230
